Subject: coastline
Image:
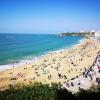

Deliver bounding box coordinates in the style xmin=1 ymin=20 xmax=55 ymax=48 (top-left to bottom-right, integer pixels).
xmin=0 ymin=38 xmax=100 ymax=90
xmin=0 ymin=38 xmax=84 ymax=72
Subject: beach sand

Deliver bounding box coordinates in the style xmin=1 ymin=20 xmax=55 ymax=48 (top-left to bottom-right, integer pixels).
xmin=0 ymin=38 xmax=100 ymax=90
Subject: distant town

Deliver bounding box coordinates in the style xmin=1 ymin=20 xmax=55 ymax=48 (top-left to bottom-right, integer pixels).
xmin=60 ymin=31 xmax=100 ymax=38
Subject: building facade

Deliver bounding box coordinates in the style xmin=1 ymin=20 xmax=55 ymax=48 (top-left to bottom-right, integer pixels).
xmin=94 ymin=31 xmax=100 ymax=41
xmin=95 ymin=31 xmax=100 ymax=37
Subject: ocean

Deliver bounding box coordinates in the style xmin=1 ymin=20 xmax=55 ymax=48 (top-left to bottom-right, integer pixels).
xmin=0 ymin=33 xmax=83 ymax=71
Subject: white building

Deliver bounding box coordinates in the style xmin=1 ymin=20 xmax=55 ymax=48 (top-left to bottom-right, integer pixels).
xmin=95 ymin=31 xmax=100 ymax=37
xmin=94 ymin=31 xmax=100 ymax=41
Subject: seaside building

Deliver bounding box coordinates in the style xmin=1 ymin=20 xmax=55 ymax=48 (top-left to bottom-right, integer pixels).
xmin=95 ymin=31 xmax=100 ymax=37
xmin=90 ymin=30 xmax=95 ymax=37
xmin=94 ymin=31 xmax=100 ymax=41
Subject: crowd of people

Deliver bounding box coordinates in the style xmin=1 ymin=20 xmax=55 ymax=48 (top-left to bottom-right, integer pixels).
xmin=62 ymin=50 xmax=100 ymax=92
xmin=0 ymin=38 xmax=100 ymax=93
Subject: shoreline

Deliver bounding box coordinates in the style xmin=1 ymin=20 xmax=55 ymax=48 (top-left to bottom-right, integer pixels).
xmin=0 ymin=37 xmax=100 ymax=90
xmin=0 ymin=38 xmax=84 ymax=72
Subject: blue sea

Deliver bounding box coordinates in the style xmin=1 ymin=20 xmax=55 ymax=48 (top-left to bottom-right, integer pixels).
xmin=0 ymin=33 xmax=83 ymax=71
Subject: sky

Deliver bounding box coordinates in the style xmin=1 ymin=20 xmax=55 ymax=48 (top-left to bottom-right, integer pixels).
xmin=0 ymin=0 xmax=100 ymax=34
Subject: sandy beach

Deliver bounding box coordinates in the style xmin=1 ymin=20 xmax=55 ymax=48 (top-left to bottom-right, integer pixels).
xmin=0 ymin=38 xmax=100 ymax=90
